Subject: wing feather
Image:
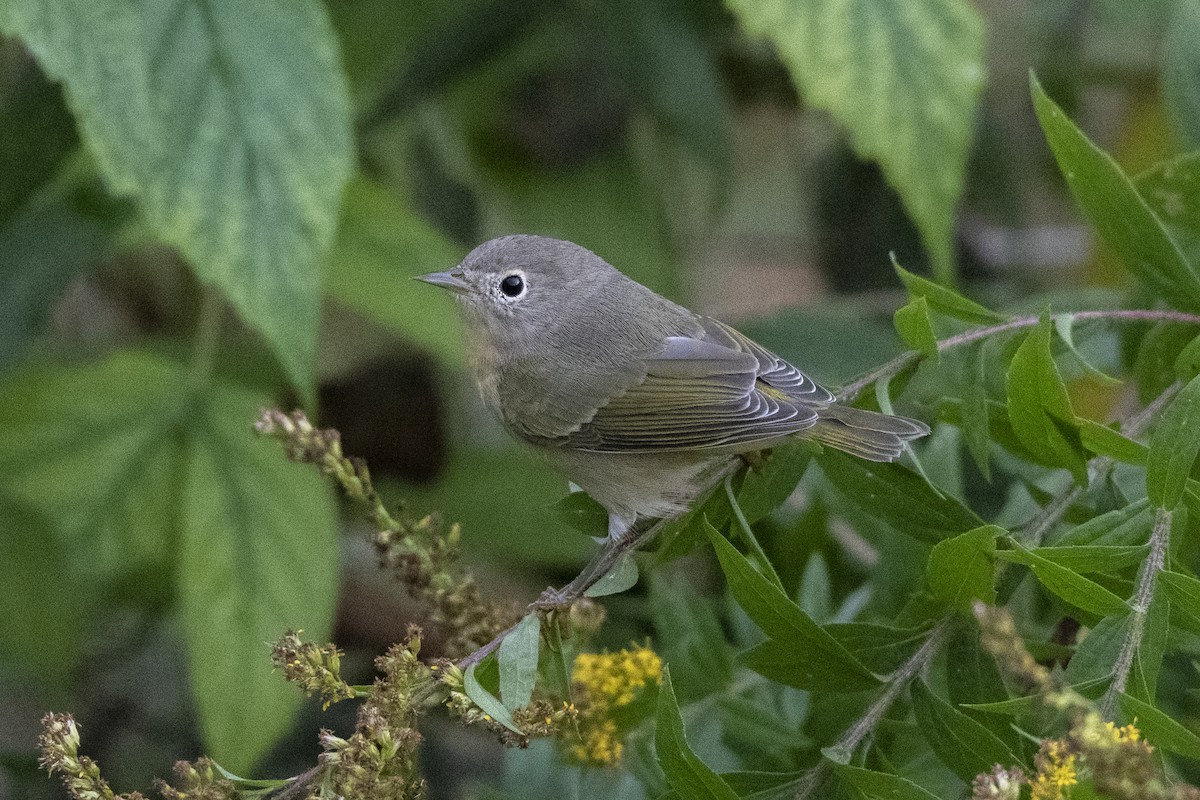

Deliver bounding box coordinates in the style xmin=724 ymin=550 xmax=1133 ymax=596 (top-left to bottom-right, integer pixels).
xmin=551 ymin=317 xmax=834 ymax=452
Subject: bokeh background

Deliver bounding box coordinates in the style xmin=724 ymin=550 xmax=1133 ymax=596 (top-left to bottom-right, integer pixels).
xmin=1 ymin=0 xmax=1197 ymax=797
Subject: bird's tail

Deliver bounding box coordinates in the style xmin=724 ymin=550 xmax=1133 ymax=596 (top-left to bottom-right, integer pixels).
xmin=806 ymin=406 xmax=930 ymax=462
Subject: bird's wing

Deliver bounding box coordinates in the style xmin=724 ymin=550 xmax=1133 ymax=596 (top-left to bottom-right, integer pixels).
xmin=556 ymin=317 xmax=832 ymax=452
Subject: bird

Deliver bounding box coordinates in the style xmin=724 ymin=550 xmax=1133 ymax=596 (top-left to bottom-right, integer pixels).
xmin=417 ymin=235 xmax=929 ymax=541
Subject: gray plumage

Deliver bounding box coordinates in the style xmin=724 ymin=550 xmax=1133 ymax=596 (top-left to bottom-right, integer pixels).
xmin=418 ymin=235 xmax=929 ymax=539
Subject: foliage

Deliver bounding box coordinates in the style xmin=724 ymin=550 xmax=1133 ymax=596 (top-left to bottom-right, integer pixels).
xmin=4 ymin=1 xmax=1200 ymax=800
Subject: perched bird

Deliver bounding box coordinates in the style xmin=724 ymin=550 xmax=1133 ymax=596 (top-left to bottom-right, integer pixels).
xmin=417 ymin=235 xmax=929 ymax=540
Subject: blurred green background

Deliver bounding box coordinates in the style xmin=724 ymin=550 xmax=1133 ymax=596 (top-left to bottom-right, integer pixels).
xmin=0 ymin=0 xmax=1196 ymax=797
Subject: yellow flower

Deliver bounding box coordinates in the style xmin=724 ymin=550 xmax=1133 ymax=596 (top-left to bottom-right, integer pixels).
xmin=568 ymin=644 xmax=663 ymax=767
xmin=1104 ymin=721 xmax=1141 ymax=743
xmin=1030 ymin=739 xmax=1078 ymax=800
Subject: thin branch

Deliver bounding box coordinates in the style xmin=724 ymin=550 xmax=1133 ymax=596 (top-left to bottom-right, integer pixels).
xmin=1099 ymin=506 xmax=1173 ymax=719
xmin=837 ymin=308 xmax=1200 ymax=403
xmin=795 ymin=616 xmax=954 ymax=800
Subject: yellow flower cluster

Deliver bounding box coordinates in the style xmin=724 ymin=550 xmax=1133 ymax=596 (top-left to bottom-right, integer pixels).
xmin=568 ymin=644 xmax=663 ymax=767
xmin=1030 ymin=739 xmax=1078 ymax=800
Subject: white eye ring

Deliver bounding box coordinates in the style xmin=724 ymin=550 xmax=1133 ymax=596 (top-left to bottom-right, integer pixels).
xmin=498 ymin=272 xmax=525 ymax=298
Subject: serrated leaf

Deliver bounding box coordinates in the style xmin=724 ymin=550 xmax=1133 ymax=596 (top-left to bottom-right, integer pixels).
xmin=723 ymin=0 xmax=983 ymax=282
xmin=655 ymin=667 xmax=741 ymax=800
xmin=179 ymin=379 xmax=337 ymax=772
xmin=894 ymin=260 xmax=1006 ymax=323
xmin=1161 ymin=570 xmax=1200 ymax=633
xmin=465 ymin=663 xmax=523 ymax=735
xmin=498 ymin=613 xmax=540 ymax=711
xmin=1032 ymin=74 xmax=1200 ymax=310
xmin=1120 ymin=693 xmax=1200 ymax=759
xmin=910 ymin=680 xmax=1022 ymax=782
xmin=927 ymin=525 xmax=999 ymax=610
xmin=1078 ymin=419 xmax=1149 ymax=465
xmin=327 ymin=176 xmax=466 ymax=366
xmin=585 ymin=552 xmax=640 ymax=597
xmin=894 ymin=297 xmax=939 ymax=361
xmin=1147 ymin=373 xmax=1200 ymax=510
xmin=0 ymin=0 xmax=354 ymax=399
xmin=1005 ymin=315 xmax=1088 ymax=483
xmin=836 ymin=765 xmax=940 ymax=800
xmin=819 ymin=451 xmax=984 ymax=542
xmin=704 ymin=522 xmax=878 ymax=691
xmin=996 ymin=542 xmax=1129 ymax=617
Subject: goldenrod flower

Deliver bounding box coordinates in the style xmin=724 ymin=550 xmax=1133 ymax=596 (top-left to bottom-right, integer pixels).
xmin=1030 ymin=739 xmax=1078 ymax=800
xmin=568 ymin=644 xmax=663 ymax=767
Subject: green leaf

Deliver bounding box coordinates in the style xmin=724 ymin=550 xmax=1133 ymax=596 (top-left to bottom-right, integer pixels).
xmin=1147 ymin=373 xmax=1200 ymax=510
xmin=179 ymin=379 xmax=338 ymax=772
xmin=1029 ymin=545 xmax=1148 ymax=574
xmin=585 ymin=552 xmax=640 ymax=598
xmin=826 ymin=623 xmax=929 ymax=674
xmin=465 ymin=663 xmax=523 ymax=735
xmin=0 ymin=351 xmax=187 ymax=574
xmin=1078 ymin=419 xmax=1149 ymax=465
xmin=498 ymin=613 xmax=540 ymax=711
xmin=1119 ymin=693 xmax=1200 ymax=759
xmin=723 ymin=0 xmax=984 ymax=282
xmin=326 ymin=176 xmax=466 ymax=365
xmin=1054 ymin=313 xmax=1121 ymax=385
xmin=894 ymin=297 xmax=939 ymax=361
xmin=1032 ymin=73 xmax=1200 ymax=310
xmin=655 ymin=667 xmax=741 ymax=800
xmin=1137 ymin=152 xmax=1200 ymax=285
xmin=910 ymin=680 xmax=1022 ymax=782
xmin=735 ymin=443 xmax=811 ymax=527
xmin=995 ymin=542 xmax=1130 ymax=617
xmin=1065 ymin=614 xmax=1127 ymax=684
xmin=703 ymin=522 xmax=878 ymax=691
xmin=1162 ymin=0 xmax=1200 ymax=147
xmin=926 ymin=526 xmax=999 ymax=610
xmin=1160 ymin=570 xmax=1200 ymax=633
xmin=1004 ymin=314 xmax=1088 ymax=483
xmin=1055 ymin=499 xmax=1152 ymax=547
xmin=819 ymin=451 xmax=984 ymax=542
xmin=894 ymin=260 xmax=1006 ymax=323
xmin=650 ymin=575 xmax=734 ymax=694
xmin=552 ymin=491 xmax=610 ymax=538
xmin=836 ymin=765 xmax=940 ymax=800
xmin=964 ymin=676 xmax=1109 ymax=716
xmin=1176 ymin=333 xmax=1200 ymax=380
xmin=0 ymin=0 xmax=355 ymax=398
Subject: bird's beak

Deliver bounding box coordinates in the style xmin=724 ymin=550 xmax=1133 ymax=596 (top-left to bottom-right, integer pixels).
xmin=414 ymin=269 xmax=471 ymax=294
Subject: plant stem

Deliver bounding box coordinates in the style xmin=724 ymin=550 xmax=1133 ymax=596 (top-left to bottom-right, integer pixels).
xmin=1099 ymin=506 xmax=1172 ymax=719
xmin=794 ymin=615 xmax=954 ymax=800
xmin=837 ymin=308 xmax=1200 ymax=403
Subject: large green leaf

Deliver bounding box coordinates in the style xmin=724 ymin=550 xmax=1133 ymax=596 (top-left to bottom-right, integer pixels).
xmin=1032 ymin=74 xmax=1200 ymax=310
xmin=1162 ymin=0 xmax=1200 ymax=147
xmin=995 ymin=542 xmax=1130 ymax=618
xmin=179 ymin=379 xmax=337 ymax=772
xmin=1004 ymin=315 xmax=1088 ymax=483
xmin=655 ymin=667 xmax=741 ymax=800
xmin=498 ymin=612 xmax=540 ymax=711
xmin=723 ymin=0 xmax=984 ymax=282
xmin=1120 ymin=693 xmax=1200 ymax=760
xmin=326 ymin=176 xmax=466 ymax=365
xmin=0 ymin=0 xmax=354 ymax=398
xmin=1136 ymin=152 xmax=1200 ymax=277
xmin=836 ymin=765 xmax=940 ymax=800
xmin=0 ymin=351 xmax=338 ymax=772
xmin=1147 ymin=373 xmax=1200 ymax=510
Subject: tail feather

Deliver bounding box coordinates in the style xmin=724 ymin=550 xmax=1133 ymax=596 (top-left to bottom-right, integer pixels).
xmin=807 ymin=406 xmax=930 ymax=463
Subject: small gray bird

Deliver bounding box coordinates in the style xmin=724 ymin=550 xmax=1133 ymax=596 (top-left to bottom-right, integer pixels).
xmin=418 ymin=235 xmax=929 ymax=540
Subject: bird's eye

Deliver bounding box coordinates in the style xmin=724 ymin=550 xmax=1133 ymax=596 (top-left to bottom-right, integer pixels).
xmin=499 ymin=274 xmax=525 ymax=297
